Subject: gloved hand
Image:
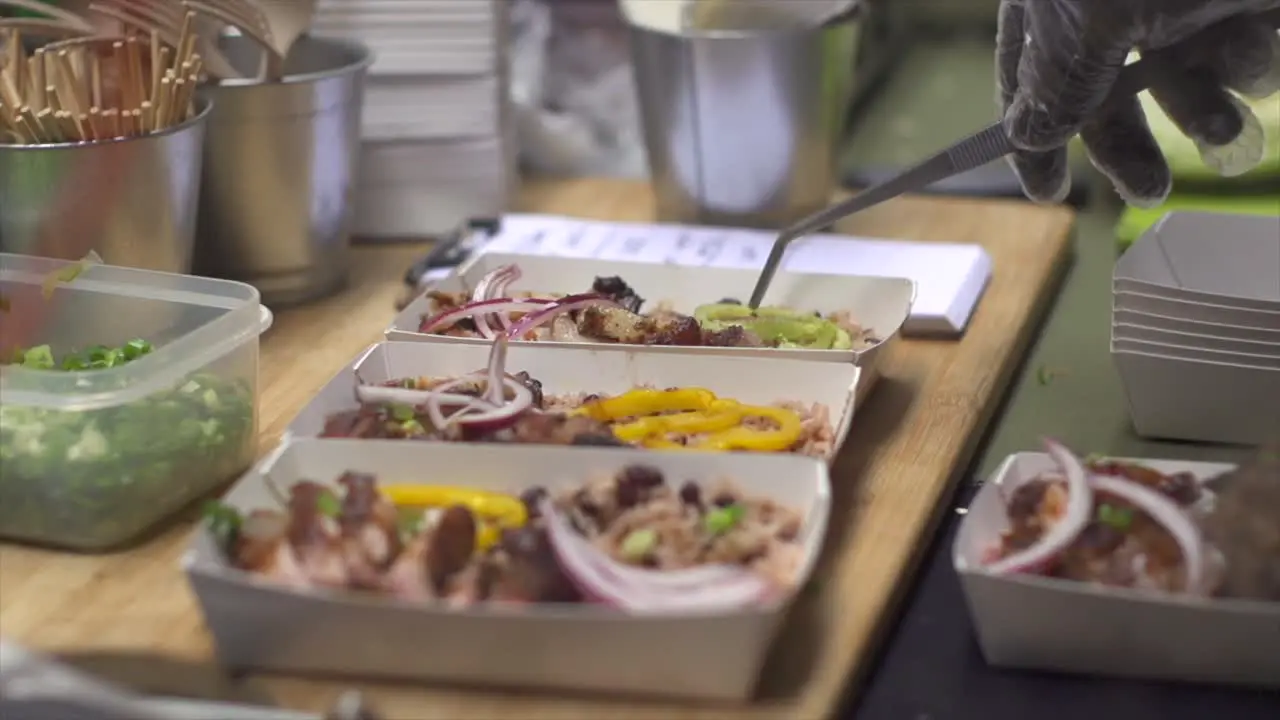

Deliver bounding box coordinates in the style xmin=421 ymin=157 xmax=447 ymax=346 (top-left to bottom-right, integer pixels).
xmin=997 ymin=0 xmax=1280 ymax=206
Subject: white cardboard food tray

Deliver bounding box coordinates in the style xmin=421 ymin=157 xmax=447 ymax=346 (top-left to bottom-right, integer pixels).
xmin=955 ymin=452 xmax=1280 ymax=688
xmin=385 ymin=254 xmax=916 ymax=375
xmin=286 ymin=341 xmax=861 ymax=460
xmin=1111 ymin=349 xmax=1280 ymax=445
xmin=1113 ymin=212 xmax=1280 ymax=308
xmin=1112 ymin=308 xmax=1280 ymax=344
xmin=1113 ymin=291 xmax=1280 ymax=329
xmin=1112 ymin=323 xmax=1280 ymax=356
xmin=184 ymin=439 xmax=831 ymax=701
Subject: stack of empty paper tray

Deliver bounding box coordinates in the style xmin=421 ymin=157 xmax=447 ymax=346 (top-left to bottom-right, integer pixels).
xmin=312 ymin=0 xmax=516 ymax=238
xmin=1111 ymin=212 xmax=1280 ymax=445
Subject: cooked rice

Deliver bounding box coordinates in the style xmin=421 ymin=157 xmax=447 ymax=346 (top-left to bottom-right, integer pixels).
xmin=551 ymin=473 xmax=806 ymax=588
xmin=422 ymin=292 xmax=877 ymax=348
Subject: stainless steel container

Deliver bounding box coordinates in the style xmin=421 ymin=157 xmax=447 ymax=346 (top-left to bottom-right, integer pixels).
xmin=0 ymin=100 xmax=210 ymax=273
xmin=624 ymin=0 xmax=861 ymax=228
xmin=195 ymin=36 xmax=371 ymax=307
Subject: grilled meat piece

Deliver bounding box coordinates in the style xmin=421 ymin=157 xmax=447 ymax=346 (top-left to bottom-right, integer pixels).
xmin=702 ymin=324 xmax=764 ymax=347
xmin=491 ymin=527 xmax=581 ymax=602
xmin=646 ymin=313 xmax=703 ymax=345
xmin=426 ymin=506 xmax=479 ymax=592
xmin=578 ymin=305 xmax=649 ymax=343
xmin=577 ymin=305 xmax=711 ymax=346
xmin=336 ymin=472 xmax=403 ymax=587
xmin=507 ymin=412 xmax=620 ymax=445
xmin=591 ymin=275 xmax=645 ymax=313
xmin=512 ymin=371 xmax=544 ymax=408
xmin=286 ymin=482 xmax=348 ymax=587
xmin=1202 ymin=440 xmax=1280 ymax=601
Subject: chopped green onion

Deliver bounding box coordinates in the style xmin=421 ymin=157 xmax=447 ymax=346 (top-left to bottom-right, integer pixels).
xmin=203 ymin=500 xmax=243 ymax=553
xmin=1096 ymin=503 xmax=1134 ymax=530
xmin=316 ymin=490 xmax=342 ymax=518
xmin=16 ymin=345 xmax=55 ymax=370
xmin=620 ymin=528 xmax=658 ymax=559
xmin=704 ymin=504 xmax=744 ymax=535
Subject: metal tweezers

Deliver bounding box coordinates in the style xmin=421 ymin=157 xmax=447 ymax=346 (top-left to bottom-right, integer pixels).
xmin=747 ymin=12 xmax=1280 ymax=308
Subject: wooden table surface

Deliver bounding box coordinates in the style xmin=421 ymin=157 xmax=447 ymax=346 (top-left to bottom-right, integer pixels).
xmin=0 ymin=179 xmax=1075 ymax=719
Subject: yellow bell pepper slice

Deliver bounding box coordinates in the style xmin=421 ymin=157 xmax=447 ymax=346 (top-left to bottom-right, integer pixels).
xmin=381 ymin=485 xmax=528 ymax=528
xmin=577 ymin=388 xmax=717 ymax=421
xmin=576 ymin=387 xmax=805 ymax=453
xmin=691 ymin=404 xmax=804 ymax=451
xmin=610 ymin=400 xmax=745 ymax=442
xmin=383 ymin=485 xmax=526 ymax=551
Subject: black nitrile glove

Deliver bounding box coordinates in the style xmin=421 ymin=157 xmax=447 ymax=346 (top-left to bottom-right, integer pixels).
xmin=997 ymin=0 xmax=1280 ymax=206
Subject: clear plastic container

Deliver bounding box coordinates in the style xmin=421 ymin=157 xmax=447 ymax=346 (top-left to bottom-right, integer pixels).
xmin=0 ymin=253 xmax=272 ymax=551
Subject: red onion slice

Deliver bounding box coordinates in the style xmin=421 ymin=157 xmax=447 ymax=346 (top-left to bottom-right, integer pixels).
xmin=1087 ymin=474 xmax=1206 ymax=594
xmin=985 ymin=438 xmax=1094 ymax=576
xmin=473 ymin=266 xmax=524 ymax=338
xmin=473 ymin=264 xmax=518 ymax=303
xmin=489 ymin=265 xmax=521 ymax=301
xmin=355 ymin=385 xmax=479 ymax=408
xmin=419 ymin=299 xmax=548 ymax=334
xmin=506 ymin=294 xmax=621 ymax=340
xmin=453 ymin=380 xmax=532 ymax=431
xmin=541 ymin=500 xmax=772 ymax=612
xmin=485 ymin=335 xmax=509 ymax=405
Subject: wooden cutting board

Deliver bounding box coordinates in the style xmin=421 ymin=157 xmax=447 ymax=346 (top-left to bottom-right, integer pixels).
xmin=0 ymin=178 xmax=1074 ymax=720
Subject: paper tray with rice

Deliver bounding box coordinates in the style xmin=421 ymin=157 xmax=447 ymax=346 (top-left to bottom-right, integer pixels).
xmin=285 ymin=339 xmax=860 ymax=461
xmin=184 ymin=439 xmax=831 ymax=701
xmin=954 ymin=442 xmax=1280 ymax=688
xmin=387 ymin=255 xmax=914 ymax=374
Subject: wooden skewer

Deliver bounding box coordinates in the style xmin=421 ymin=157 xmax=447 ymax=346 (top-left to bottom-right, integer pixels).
xmin=2 ymin=24 xmax=204 ymax=145
xmin=154 ymin=75 xmax=173 ymax=128
xmin=0 ymin=18 xmax=95 ymax=38
xmin=169 ymin=77 xmax=187 ymax=126
xmin=25 ymin=54 xmax=42 ymax=110
xmin=42 ymin=83 xmax=59 ymax=113
xmin=173 ymin=12 xmax=194 ymax=74
xmin=4 ymin=29 xmax=22 ymax=97
xmin=87 ymin=106 xmax=104 ymax=139
xmin=126 ymin=36 xmax=145 ymax=115
xmin=15 ymin=110 xmax=42 ymax=143
xmin=102 ymin=107 xmax=120 ymax=138
xmin=89 ymin=51 xmax=102 ymax=108
xmin=149 ymin=31 xmax=161 ymax=102
xmin=51 ymin=52 xmax=86 ymax=139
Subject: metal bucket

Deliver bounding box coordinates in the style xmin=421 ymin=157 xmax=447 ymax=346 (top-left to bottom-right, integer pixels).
xmin=624 ymin=0 xmax=861 ymax=228
xmin=0 ymin=99 xmax=210 ymax=273
xmin=195 ymin=35 xmax=371 ymax=307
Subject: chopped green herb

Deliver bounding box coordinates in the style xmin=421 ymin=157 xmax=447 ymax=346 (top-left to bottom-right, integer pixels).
xmin=621 ymin=528 xmax=658 ymax=559
xmin=704 ymin=504 xmax=745 ymax=535
xmin=316 ymin=490 xmax=342 ymax=518
xmin=397 ymin=507 xmax=425 ymax=539
xmin=1097 ymin=503 xmax=1134 ymax=530
xmin=0 ymin=354 xmax=254 ymax=549
xmin=13 ymin=345 xmax=55 ymax=370
xmin=203 ymin=500 xmax=243 ymax=553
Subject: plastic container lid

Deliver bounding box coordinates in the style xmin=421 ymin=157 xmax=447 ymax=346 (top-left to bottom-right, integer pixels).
xmin=0 ymin=253 xmax=265 ymax=410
